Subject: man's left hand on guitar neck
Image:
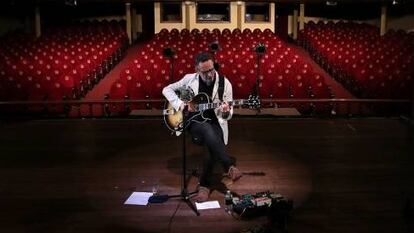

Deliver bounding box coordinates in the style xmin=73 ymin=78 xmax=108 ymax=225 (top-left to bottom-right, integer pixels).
xmin=219 ymin=102 xmax=231 ymax=113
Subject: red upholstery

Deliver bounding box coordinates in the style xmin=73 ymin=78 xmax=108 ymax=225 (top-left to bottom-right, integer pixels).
xmin=105 ymin=27 xmax=336 ymax=114
xmin=0 ymin=20 xmax=128 ymax=108
xmin=300 ymin=20 xmax=413 ymax=99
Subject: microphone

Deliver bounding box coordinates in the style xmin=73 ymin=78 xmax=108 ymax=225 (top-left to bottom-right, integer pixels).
xmin=178 ymin=86 xmax=194 ymax=101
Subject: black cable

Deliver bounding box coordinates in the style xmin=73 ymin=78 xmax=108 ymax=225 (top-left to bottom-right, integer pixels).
xmin=168 ymin=159 xmax=185 ymax=233
xmin=167 ymin=200 xmax=182 ymax=233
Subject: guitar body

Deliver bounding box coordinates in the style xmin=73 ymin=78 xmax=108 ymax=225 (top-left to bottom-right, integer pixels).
xmin=190 ymin=92 xmax=210 ymax=106
xmin=163 ymin=101 xmax=184 ymax=132
xmin=163 ymin=92 xmax=211 ymax=133
xmin=163 ymin=92 xmax=260 ymax=134
xmin=187 ymin=92 xmax=213 ymax=124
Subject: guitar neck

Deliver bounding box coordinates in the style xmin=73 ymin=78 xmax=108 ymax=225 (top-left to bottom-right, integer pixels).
xmin=197 ymin=99 xmax=246 ymax=111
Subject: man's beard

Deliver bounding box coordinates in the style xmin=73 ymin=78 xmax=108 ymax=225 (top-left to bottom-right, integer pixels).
xmin=204 ymin=78 xmax=214 ymax=86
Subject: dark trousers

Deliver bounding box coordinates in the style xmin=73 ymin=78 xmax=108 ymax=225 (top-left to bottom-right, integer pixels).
xmin=188 ymin=121 xmax=234 ymax=187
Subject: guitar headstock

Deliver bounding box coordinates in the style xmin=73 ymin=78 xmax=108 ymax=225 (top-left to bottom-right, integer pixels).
xmin=246 ymin=95 xmax=261 ymax=109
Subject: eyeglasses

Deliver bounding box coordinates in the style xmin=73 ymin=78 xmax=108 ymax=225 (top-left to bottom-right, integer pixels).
xmin=200 ymin=68 xmax=215 ymax=77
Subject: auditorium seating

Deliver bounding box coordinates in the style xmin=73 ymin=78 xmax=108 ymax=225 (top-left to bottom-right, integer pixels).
xmin=107 ymin=28 xmax=334 ymax=115
xmin=0 ymin=20 xmax=128 ymax=114
xmin=299 ymin=20 xmax=413 ymax=99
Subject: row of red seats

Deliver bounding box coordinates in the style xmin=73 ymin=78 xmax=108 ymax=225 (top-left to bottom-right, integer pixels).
xmin=0 ymin=21 xmax=128 ymax=115
xmin=0 ymin=21 xmax=128 ymax=106
xmin=299 ymin=20 xmax=413 ymax=99
xmin=106 ymin=28 xmax=334 ymax=115
xmin=157 ymin=28 xmax=275 ymax=38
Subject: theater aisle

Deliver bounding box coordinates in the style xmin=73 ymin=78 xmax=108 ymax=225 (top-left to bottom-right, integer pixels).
xmin=73 ymin=43 xmax=145 ymax=117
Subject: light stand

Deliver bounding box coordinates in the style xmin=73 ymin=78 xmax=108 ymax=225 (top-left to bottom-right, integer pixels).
xmin=209 ymin=41 xmax=220 ymax=71
xmin=163 ymin=47 xmax=175 ymax=82
xmin=254 ymin=43 xmax=266 ymax=96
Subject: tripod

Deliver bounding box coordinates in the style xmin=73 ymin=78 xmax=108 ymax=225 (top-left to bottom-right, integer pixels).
xmin=150 ymin=108 xmax=200 ymax=216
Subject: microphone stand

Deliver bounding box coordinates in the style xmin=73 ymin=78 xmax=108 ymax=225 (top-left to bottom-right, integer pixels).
xmin=155 ymin=106 xmax=200 ymax=216
xmin=182 ymin=108 xmax=200 ymax=215
xmin=255 ymin=52 xmax=262 ymax=97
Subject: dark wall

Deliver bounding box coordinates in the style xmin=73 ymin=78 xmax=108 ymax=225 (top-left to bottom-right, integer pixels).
xmin=39 ymin=2 xmax=125 ymax=27
xmin=277 ymin=1 xmax=414 ymax=20
xmin=135 ymin=2 xmax=154 ymax=39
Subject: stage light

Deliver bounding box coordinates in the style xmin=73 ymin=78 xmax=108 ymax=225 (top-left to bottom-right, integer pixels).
xmin=209 ymin=41 xmax=220 ymax=53
xmin=163 ymin=47 xmax=175 ymax=58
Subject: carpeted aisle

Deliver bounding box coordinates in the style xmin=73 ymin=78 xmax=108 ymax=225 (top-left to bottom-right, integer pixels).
xmin=70 ymin=43 xmax=145 ymax=117
xmin=289 ymin=43 xmax=354 ymax=99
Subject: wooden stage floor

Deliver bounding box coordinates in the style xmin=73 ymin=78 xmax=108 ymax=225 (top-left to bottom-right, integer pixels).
xmin=0 ymin=117 xmax=413 ymax=233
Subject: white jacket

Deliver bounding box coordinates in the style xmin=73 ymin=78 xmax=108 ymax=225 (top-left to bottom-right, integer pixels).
xmin=162 ymin=71 xmax=233 ymax=145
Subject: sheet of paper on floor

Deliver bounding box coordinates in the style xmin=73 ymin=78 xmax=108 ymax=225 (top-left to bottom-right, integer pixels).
xmin=195 ymin=200 xmax=221 ymax=210
xmin=124 ymin=192 xmax=154 ymax=205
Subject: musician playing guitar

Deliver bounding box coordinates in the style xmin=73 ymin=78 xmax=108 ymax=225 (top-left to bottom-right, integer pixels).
xmin=162 ymin=52 xmax=243 ymax=203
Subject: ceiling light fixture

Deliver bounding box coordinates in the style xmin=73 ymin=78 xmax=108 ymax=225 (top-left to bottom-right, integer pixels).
xmin=326 ymin=1 xmax=338 ymax=6
xmin=65 ymin=0 xmax=77 ymax=6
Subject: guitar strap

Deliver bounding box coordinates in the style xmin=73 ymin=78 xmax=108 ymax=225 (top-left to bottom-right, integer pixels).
xmin=218 ymin=75 xmax=224 ymax=101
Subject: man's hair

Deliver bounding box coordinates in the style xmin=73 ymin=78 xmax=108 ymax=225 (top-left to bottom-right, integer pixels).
xmin=195 ymin=52 xmax=213 ymax=66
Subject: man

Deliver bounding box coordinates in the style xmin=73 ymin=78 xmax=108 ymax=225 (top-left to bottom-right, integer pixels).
xmin=162 ymin=52 xmax=242 ymax=202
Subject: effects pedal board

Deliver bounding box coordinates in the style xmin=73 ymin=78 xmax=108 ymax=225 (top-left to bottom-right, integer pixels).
xmin=232 ymin=191 xmax=293 ymax=218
